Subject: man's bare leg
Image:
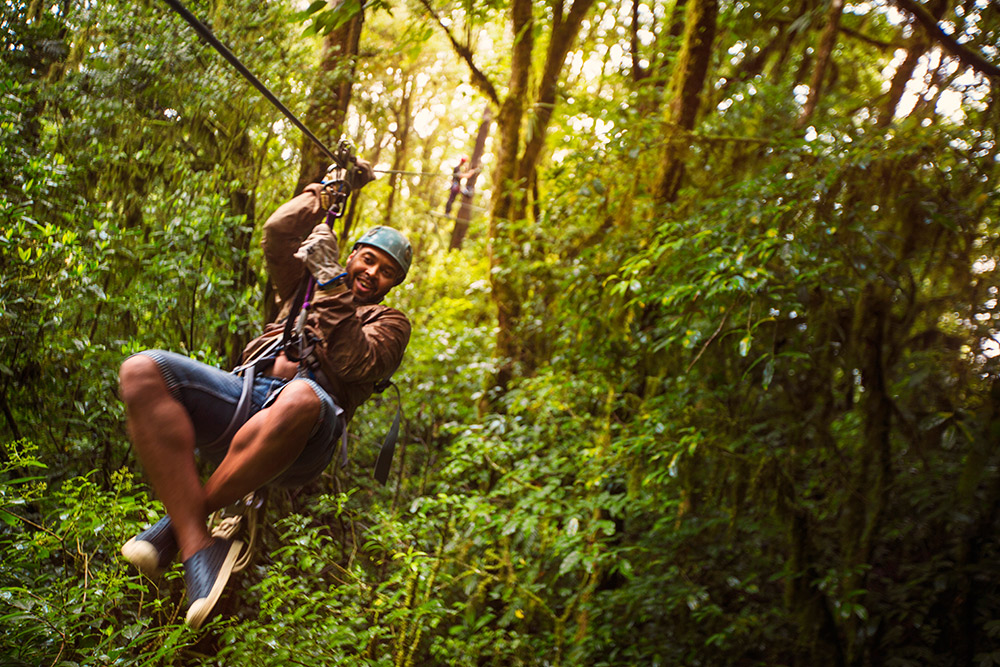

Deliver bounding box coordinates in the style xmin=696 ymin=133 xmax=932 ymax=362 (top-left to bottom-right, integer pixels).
xmin=202 ymin=380 xmax=319 ymax=516
xmin=120 ymin=356 xmax=320 ymax=560
xmin=119 ymin=354 xmax=212 ymax=561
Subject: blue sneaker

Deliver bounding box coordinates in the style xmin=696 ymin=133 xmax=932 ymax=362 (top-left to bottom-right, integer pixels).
xmin=183 ymin=537 xmax=243 ymax=629
xmin=121 ymin=515 xmax=178 ymax=577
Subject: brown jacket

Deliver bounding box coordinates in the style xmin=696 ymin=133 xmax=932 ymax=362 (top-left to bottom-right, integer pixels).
xmin=244 ymin=183 xmax=411 ymax=422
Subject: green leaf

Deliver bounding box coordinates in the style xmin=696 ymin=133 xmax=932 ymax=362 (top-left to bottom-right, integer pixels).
xmin=762 ymin=358 xmax=774 ymax=389
xmin=738 ymin=334 xmax=751 ymax=357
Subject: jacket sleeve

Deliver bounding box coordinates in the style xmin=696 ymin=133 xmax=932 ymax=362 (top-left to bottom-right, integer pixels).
xmin=261 ymin=183 xmax=329 ymax=305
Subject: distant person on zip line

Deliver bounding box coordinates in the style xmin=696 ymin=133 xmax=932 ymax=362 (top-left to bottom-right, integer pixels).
xmin=444 ymin=156 xmax=480 ymax=216
xmin=117 ymin=159 xmax=412 ymax=628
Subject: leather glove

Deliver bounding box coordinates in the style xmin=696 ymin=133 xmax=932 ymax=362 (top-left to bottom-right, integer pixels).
xmin=350 ymin=158 xmax=375 ymax=189
xmin=319 ymin=158 xmax=375 ymax=210
xmin=322 ymin=158 xmax=375 ymax=190
xmin=294 ymin=223 xmax=346 ymax=288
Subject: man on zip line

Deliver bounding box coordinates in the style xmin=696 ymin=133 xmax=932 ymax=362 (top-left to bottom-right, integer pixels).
xmin=117 ymin=161 xmax=412 ymax=628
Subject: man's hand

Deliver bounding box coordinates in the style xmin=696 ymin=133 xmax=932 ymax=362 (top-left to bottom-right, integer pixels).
xmin=319 ymin=158 xmax=375 ymax=210
xmin=323 ymin=158 xmax=375 ymax=190
xmin=294 ymin=223 xmax=345 ymax=288
xmin=350 ymin=158 xmax=375 ymax=190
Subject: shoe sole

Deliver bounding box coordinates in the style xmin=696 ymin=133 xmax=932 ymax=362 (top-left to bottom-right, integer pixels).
xmin=185 ymin=539 xmax=243 ymax=630
xmin=121 ymin=537 xmax=166 ymax=577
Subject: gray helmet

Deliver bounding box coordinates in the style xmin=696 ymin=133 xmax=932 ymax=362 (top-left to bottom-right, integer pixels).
xmin=354 ymin=226 xmax=412 ymax=282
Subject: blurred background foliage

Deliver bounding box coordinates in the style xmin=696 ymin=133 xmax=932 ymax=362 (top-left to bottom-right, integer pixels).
xmin=2 ymin=0 xmax=999 ymax=664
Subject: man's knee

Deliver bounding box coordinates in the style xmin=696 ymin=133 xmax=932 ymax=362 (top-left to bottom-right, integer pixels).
xmin=273 ymin=381 xmax=321 ymax=425
xmin=229 ymin=381 xmax=320 ymax=456
xmin=119 ymin=354 xmax=167 ymax=405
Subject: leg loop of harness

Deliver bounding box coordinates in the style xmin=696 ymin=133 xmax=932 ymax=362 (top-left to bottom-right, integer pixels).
xmin=205 ymin=336 xmax=284 ymax=451
xmin=203 ymin=364 xmax=257 ymax=451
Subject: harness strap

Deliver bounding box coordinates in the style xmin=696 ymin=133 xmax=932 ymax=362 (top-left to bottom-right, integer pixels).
xmin=205 ymin=336 xmax=283 ymax=451
xmin=204 ymin=362 xmax=258 ymax=451
xmin=281 ymin=276 xmax=313 ymax=358
xmin=372 ymin=383 xmax=402 ymax=485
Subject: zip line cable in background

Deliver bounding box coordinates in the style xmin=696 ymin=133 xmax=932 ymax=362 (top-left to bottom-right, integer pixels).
xmin=373 ymin=168 xmax=452 ymax=178
xmin=160 ymin=0 xmax=347 ymax=169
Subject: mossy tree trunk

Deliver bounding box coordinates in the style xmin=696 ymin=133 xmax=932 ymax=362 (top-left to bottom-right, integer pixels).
xmin=293 ymin=0 xmax=365 ymax=196
xmin=653 ymin=0 xmax=718 ymax=205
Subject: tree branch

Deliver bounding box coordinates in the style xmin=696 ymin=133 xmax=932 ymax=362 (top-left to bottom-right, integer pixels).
xmin=415 ymin=0 xmax=501 ymax=106
xmin=837 ymin=24 xmax=895 ymax=51
xmin=892 ymin=0 xmax=1000 ymax=80
xmin=769 ymin=15 xmax=896 ymax=51
xmin=797 ymin=0 xmax=844 ymax=128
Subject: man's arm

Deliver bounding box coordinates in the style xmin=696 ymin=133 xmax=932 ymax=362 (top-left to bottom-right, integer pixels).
xmin=261 ymin=184 xmax=327 ymax=305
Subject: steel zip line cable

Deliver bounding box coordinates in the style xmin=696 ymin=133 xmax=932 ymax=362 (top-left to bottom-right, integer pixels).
xmin=373 ymin=169 xmax=451 ymax=177
xmin=160 ymin=0 xmax=347 ymax=169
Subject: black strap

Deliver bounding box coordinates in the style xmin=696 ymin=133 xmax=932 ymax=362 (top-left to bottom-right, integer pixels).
xmin=205 ymin=337 xmax=283 ymax=450
xmin=372 ymin=383 xmax=402 ymax=485
xmin=280 ymin=277 xmax=311 ymax=355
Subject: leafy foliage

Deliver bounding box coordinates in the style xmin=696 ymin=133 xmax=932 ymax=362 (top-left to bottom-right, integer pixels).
xmin=0 ymin=440 xmax=200 ymax=665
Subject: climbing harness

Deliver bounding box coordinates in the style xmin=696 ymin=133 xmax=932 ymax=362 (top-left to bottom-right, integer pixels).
xmin=202 ymin=335 xmax=282 ymax=453
xmin=214 ymin=143 xmax=402 ymax=485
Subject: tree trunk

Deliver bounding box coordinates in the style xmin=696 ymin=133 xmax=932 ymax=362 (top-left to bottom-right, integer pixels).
xmin=293 ymin=1 xmax=365 ymax=196
xmin=796 ymin=0 xmax=845 ymax=128
xmin=488 ymin=0 xmax=597 ymax=390
xmin=489 ymin=0 xmax=533 ymax=227
xmin=514 ymin=0 xmax=597 ymax=220
xmin=653 ymin=0 xmax=718 ymax=205
xmin=769 ymin=0 xmax=813 ymax=84
xmin=488 ymin=0 xmax=533 ymax=391
xmin=843 ymin=283 xmax=894 ymax=664
xmin=383 ymin=76 xmax=413 ymax=228
xmin=877 ymin=0 xmax=947 ymax=127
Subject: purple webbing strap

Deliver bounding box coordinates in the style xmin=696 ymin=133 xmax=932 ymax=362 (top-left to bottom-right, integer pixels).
xmin=302 ymin=276 xmax=316 ymax=310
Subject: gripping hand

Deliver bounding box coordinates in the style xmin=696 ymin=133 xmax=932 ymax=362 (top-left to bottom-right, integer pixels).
xmin=293 ymin=223 xmax=345 ymax=289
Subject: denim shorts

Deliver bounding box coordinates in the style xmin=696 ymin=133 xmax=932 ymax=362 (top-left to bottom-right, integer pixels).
xmin=134 ymin=349 xmax=343 ymax=487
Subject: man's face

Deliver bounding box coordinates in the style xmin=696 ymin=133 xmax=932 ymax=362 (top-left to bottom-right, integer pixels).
xmin=345 ymin=245 xmax=401 ymax=303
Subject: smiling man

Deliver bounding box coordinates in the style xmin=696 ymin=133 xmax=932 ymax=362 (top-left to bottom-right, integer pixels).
xmin=117 ymin=164 xmax=411 ymax=628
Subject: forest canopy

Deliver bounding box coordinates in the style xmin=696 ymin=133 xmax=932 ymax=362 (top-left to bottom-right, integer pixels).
xmin=2 ymin=0 xmax=999 ymax=664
